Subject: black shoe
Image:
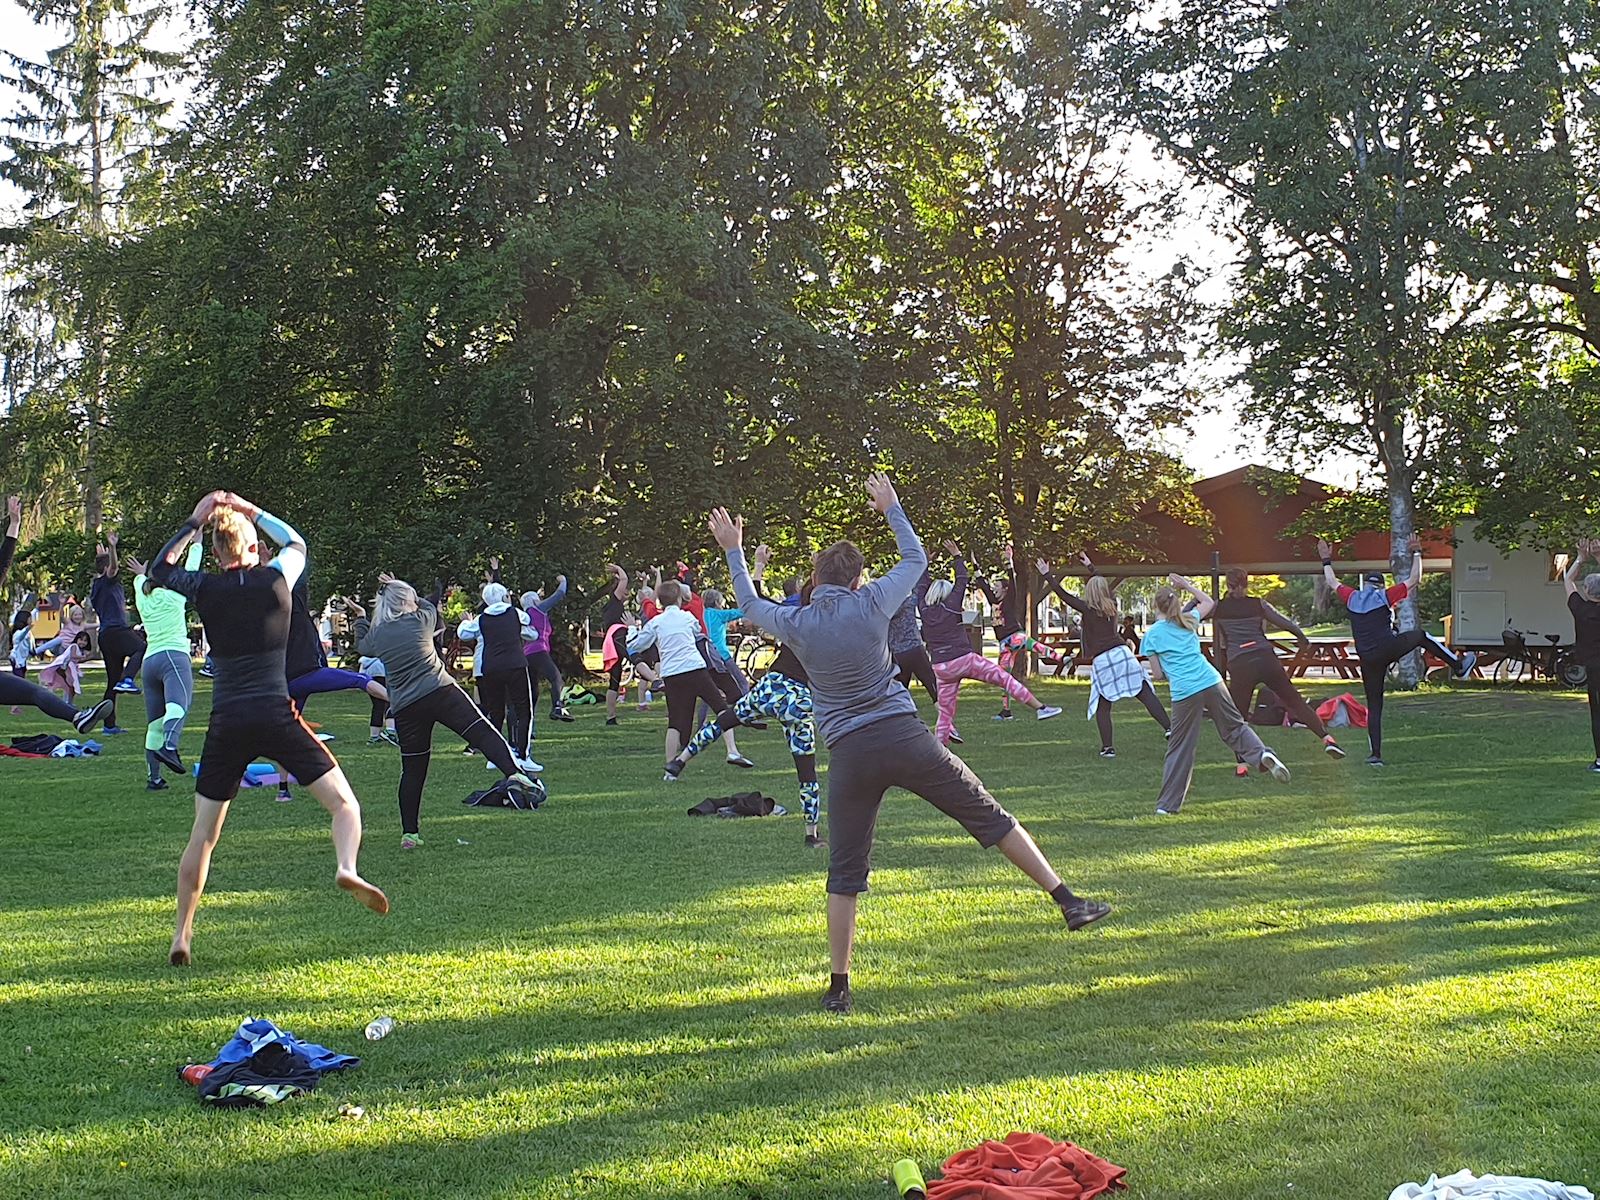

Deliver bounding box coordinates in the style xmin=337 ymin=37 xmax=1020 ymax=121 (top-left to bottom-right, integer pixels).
xmin=947 ymin=730 xmax=964 ymax=745
xmin=663 ymin=760 xmax=684 ymax=781
xmin=1590 ymin=760 xmax=1600 ymax=774
xmin=804 ymin=833 xmax=825 ymax=849
xmin=1365 ymin=755 xmax=1385 ymax=767
xmin=73 ymin=700 xmax=114 ymax=734
xmin=154 ymin=746 xmax=186 ymax=776
xmin=1099 ymin=747 xmax=1116 ymax=759
xmin=1061 ymin=897 xmax=1112 ymax=931
xmin=552 ymin=708 xmax=576 ymax=723
xmin=821 ymin=986 xmax=853 ymax=1015
xmin=146 ymin=777 xmax=169 ymax=792
xmin=746 ymin=719 xmax=769 ymax=731
xmin=605 ymin=717 xmax=619 ymax=726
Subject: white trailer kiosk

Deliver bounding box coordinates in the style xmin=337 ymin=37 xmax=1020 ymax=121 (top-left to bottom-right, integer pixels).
xmin=1451 ymin=520 xmax=1575 ymax=649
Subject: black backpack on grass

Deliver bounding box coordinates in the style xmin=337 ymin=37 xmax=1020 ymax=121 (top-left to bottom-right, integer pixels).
xmin=463 ymin=777 xmax=548 ymax=810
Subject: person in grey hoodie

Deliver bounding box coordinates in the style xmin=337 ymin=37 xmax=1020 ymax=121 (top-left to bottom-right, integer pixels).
xmin=709 ymin=473 xmax=1112 ymax=1016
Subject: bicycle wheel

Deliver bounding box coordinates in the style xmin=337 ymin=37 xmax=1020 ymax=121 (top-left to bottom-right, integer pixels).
xmin=1558 ymin=655 xmax=1589 ymax=688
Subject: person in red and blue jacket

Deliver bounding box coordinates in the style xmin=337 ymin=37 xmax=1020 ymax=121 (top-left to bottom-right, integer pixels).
xmin=1319 ymin=534 xmax=1476 ymax=767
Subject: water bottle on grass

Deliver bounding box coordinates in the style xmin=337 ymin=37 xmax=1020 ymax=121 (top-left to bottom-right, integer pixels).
xmin=364 ymin=1015 xmax=395 ymax=1041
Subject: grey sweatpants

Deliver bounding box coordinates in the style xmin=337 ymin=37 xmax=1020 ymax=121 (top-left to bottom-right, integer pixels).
xmin=143 ymin=648 xmax=194 ymax=777
xmin=1156 ymin=682 xmax=1266 ymax=814
xmin=825 ymin=711 xmax=1018 ymax=895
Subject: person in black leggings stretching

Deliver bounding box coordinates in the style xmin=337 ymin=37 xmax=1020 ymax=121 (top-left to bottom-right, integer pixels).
xmin=1213 ymin=567 xmax=1346 ymax=769
xmin=1561 ymin=539 xmax=1600 ymax=773
xmin=1319 ymin=534 xmax=1476 ymax=766
xmin=90 ymin=529 xmax=147 ymax=732
xmin=0 ymin=493 xmax=112 ymax=734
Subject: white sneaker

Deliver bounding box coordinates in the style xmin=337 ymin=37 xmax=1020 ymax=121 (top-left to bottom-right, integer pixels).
xmin=1036 ymin=705 xmax=1063 ymax=720
xmin=517 ymin=755 xmax=545 ymax=774
xmin=486 ymin=759 xmax=499 ymax=771
xmin=1259 ymin=750 xmax=1291 ymax=783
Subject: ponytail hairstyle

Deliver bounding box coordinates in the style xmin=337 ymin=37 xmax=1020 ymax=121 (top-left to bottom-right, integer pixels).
xmin=925 ymin=578 xmax=955 ymax=607
xmin=1083 ymin=575 xmax=1117 ymax=620
xmin=1225 ymin=567 xmax=1249 ymax=595
xmin=1153 ymin=585 xmax=1200 ymax=633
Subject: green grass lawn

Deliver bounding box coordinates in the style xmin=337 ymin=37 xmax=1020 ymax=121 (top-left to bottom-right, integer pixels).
xmin=3 ymin=674 xmax=1599 ymax=1199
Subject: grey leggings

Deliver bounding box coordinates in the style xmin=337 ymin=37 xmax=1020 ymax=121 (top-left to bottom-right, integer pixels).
xmin=1156 ymin=682 xmax=1266 ymax=814
xmin=142 ymin=649 xmax=194 ymax=779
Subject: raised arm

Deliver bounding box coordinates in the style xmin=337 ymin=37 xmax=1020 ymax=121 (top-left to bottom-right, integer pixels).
xmin=536 ymin=575 xmax=569 ymax=613
xmin=222 ymin=493 xmax=306 ymax=589
xmin=149 ymin=493 xmax=224 ymax=600
xmin=1038 ymin=559 xmax=1091 ymax=616
xmin=1316 ymin=538 xmax=1339 ymax=591
xmin=1404 ymin=532 xmax=1423 ymax=592
xmin=711 ymin=511 xmax=799 ymax=640
xmin=860 ymin=474 xmax=928 ymax=615
xmin=1170 ymin=573 xmax=1216 ymax=621
xmin=1566 ymin=540 xmax=1591 ymax=598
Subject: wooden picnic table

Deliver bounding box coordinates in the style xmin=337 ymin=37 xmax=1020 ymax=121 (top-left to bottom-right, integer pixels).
xmin=1194 ymin=636 xmax=1360 ymax=680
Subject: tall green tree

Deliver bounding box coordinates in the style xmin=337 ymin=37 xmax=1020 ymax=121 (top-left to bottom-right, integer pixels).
xmin=1140 ymin=0 xmax=1535 ymax=680
xmin=0 ymin=0 xmax=181 ymax=531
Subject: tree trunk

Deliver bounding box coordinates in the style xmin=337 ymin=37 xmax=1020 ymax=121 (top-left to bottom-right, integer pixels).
xmin=1387 ymin=465 xmax=1422 ymax=688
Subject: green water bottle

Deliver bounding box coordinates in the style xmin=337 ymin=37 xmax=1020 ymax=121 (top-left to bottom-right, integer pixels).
xmin=892 ymin=1158 xmax=928 ymax=1198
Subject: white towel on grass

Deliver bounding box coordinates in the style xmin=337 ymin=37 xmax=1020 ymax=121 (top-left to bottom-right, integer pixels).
xmin=1389 ymin=1171 xmax=1595 ymax=1200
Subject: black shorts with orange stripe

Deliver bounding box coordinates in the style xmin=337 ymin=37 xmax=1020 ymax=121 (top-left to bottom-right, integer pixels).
xmin=195 ymin=698 xmax=338 ymax=801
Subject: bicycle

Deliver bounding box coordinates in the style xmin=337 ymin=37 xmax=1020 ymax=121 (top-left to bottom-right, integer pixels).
xmin=735 ymin=631 xmax=779 ymax=679
xmin=1493 ymin=628 xmax=1588 ymax=686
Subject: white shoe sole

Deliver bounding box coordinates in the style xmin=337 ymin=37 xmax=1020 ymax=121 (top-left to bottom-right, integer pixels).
xmin=1261 ymin=752 xmax=1291 ymax=783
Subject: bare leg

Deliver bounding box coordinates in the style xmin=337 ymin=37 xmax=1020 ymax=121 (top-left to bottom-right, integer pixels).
xmin=304 ymin=768 xmax=389 ymax=915
xmin=606 ymin=689 xmax=619 ymax=720
xmin=664 ymin=728 xmax=683 ymax=764
xmin=723 ymin=730 xmax=741 ymax=758
xmin=171 ymin=795 xmax=230 ymax=965
xmin=995 ymin=825 xmax=1063 ymax=893
xmin=828 ymin=892 xmax=858 ymax=975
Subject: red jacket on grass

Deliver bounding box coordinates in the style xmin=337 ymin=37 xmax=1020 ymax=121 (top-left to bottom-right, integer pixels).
xmin=927 ymin=1132 xmax=1126 ymax=1200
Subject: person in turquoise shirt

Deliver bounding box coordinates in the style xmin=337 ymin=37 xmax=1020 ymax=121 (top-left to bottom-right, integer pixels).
xmin=696 ymin=588 xmax=753 ymax=732
xmin=1141 ymin=574 xmax=1290 ymax=815
xmin=128 ymin=542 xmax=203 ymax=790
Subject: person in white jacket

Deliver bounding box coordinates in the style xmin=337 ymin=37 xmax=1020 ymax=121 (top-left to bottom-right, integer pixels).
xmin=458 ymin=581 xmax=541 ymax=774
xmin=627 ymin=579 xmax=751 ymax=770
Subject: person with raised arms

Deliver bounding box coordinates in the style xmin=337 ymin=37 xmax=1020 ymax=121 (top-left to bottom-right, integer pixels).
xmin=1142 ymin=575 xmax=1291 ymax=815
xmin=151 ymin=491 xmax=388 ymax=967
xmin=125 ymin=542 xmax=204 ymax=790
xmin=1562 ymin=538 xmax=1600 ymax=774
xmin=1319 ymin=534 xmax=1476 ymax=766
xmin=710 ymin=474 xmax=1111 ymax=1016
xmin=0 ymin=493 xmax=112 ymax=735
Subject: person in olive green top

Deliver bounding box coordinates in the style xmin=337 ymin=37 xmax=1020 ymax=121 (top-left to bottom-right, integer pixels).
xmin=128 ymin=544 xmax=203 ymax=790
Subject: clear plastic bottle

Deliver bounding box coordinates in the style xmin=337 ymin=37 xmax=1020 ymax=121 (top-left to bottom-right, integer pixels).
xmin=364 ymin=1015 xmax=395 ymax=1041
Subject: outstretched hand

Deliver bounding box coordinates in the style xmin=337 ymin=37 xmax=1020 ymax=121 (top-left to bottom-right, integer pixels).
xmin=1078 ymin=550 xmax=1092 ymax=568
xmin=378 ymin=572 xmax=396 ymax=586
xmin=123 ymin=553 xmax=148 ymax=577
xmin=1406 ymin=532 xmax=1422 ymax=554
xmin=865 ymin=472 xmax=899 ymax=515
xmin=942 ymin=539 xmax=962 ymax=559
xmin=707 ymin=507 xmax=743 ymax=551
xmin=1035 ymin=557 xmax=1051 ymax=577
xmin=1316 ymin=537 xmax=1333 ymax=559
xmin=189 ymin=490 xmax=225 ymax=526
xmin=6 ymin=494 xmax=20 ymax=526
xmin=753 ymin=543 xmax=773 ymax=570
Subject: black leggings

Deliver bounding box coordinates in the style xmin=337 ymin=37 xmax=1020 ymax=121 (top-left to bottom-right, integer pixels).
xmin=1359 ymin=630 xmax=1461 ymax=758
xmin=479 ymin=667 xmax=533 ymax=757
xmin=894 ymin=646 xmax=940 ymax=705
xmin=99 ymin=625 xmax=146 ymax=724
xmin=1226 ymin=652 xmax=1327 ymax=738
xmin=663 ymin=668 xmax=730 ymax=742
xmin=370 ymin=675 xmax=389 ymax=729
xmin=394 ymin=683 xmax=521 ymax=835
xmin=526 ymin=650 xmax=564 ymax=715
xmin=1094 ymin=682 xmax=1170 ymax=750
xmin=0 ymin=669 xmax=79 ymax=724
xmin=1588 ymin=677 xmax=1600 ymax=760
